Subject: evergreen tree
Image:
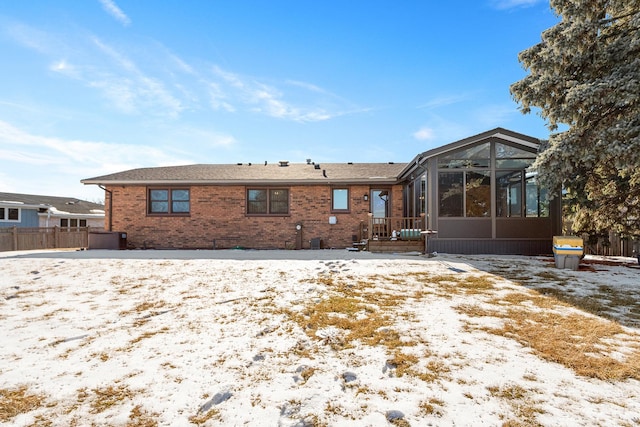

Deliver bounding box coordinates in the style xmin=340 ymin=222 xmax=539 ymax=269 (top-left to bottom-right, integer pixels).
xmin=511 ymin=0 xmax=640 ymax=236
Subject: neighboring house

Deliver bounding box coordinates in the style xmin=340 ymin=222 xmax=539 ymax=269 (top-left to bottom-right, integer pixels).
xmin=0 ymin=192 xmax=105 ymax=229
xmin=81 ymin=128 xmax=562 ymax=254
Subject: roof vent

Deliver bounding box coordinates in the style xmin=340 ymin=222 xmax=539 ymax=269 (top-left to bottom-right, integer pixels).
xmin=314 ymin=164 xmax=321 ymax=170
xmin=306 ymin=158 xmax=312 ymax=165
xmin=279 ymin=160 xmax=289 ymax=167
xmin=347 ymin=162 xmax=353 ymax=165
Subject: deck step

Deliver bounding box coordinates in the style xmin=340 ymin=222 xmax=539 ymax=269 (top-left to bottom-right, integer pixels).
xmin=368 ymin=240 xmax=424 ymax=253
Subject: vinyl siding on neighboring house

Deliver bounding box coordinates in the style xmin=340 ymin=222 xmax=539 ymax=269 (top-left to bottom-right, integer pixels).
xmin=0 ymin=207 xmax=39 ymax=227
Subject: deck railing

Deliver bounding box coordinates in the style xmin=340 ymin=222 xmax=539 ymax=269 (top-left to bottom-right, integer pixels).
xmin=368 ymin=215 xmax=425 ymax=241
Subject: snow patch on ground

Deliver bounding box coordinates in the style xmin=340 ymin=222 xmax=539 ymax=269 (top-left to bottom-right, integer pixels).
xmin=1 ymin=249 xmax=639 ymax=426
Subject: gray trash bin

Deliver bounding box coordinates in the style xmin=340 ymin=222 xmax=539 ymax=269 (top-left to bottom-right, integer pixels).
xmin=310 ymin=237 xmax=322 ymax=250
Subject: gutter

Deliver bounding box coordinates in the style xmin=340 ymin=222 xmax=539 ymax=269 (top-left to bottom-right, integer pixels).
xmin=98 ymin=185 xmax=113 ymax=231
xmin=82 ymin=178 xmax=403 ymax=186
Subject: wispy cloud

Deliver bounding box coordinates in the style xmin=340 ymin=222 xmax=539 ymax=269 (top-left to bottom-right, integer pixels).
xmin=412 ymin=114 xmax=474 ymax=147
xmin=413 ymin=127 xmax=435 ymax=141
xmin=418 ymin=93 xmax=474 ymax=110
xmin=472 ymin=103 xmax=519 ymax=127
xmin=5 ymin=19 xmax=356 ymax=123
xmin=83 ymin=37 xmax=185 ymax=117
xmin=0 ymin=119 xmax=203 ymax=200
xmin=209 ymin=66 xmax=351 ymax=122
xmin=488 ymin=0 xmax=545 ymax=10
xmin=98 ymin=0 xmax=131 ymax=26
xmin=5 ymin=22 xmax=65 ymax=54
xmin=0 ymin=120 xmax=176 ymax=167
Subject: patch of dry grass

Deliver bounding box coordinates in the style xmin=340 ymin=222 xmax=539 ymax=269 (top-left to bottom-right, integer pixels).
xmin=89 ymin=383 xmax=136 ymax=414
xmin=127 ymin=404 xmax=159 ymax=427
xmin=188 ymin=408 xmax=220 ymax=425
xmin=0 ymin=385 xmax=47 ymax=422
xmin=419 ymin=397 xmax=445 ymax=416
xmin=284 ymin=274 xmax=438 ymax=385
xmin=458 ymin=292 xmax=640 ymax=381
xmin=129 ymin=326 xmax=170 ymax=345
xmin=500 ymin=311 xmax=640 ymax=380
xmin=487 ymin=263 xmax=640 ymax=328
xmin=286 ymin=276 xmax=417 ymax=351
xmin=487 ymin=383 xmax=545 ymax=426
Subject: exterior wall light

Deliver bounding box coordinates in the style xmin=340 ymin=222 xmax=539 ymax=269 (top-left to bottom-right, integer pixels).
xmin=363 ymin=194 xmax=369 ymax=201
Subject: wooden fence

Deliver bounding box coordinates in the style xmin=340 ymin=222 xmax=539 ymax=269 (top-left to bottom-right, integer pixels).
xmin=0 ymin=227 xmax=100 ymax=252
xmin=581 ymin=232 xmax=639 ymax=257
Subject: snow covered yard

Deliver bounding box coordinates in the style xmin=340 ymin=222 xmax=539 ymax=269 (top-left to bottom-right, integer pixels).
xmin=1 ymin=250 xmax=639 ymax=426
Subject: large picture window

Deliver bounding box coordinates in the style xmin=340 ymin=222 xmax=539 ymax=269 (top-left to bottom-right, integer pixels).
xmin=0 ymin=207 xmax=20 ymax=222
xmin=439 ymin=171 xmax=490 ymax=217
xmin=331 ymin=188 xmax=349 ymax=212
xmin=466 ymin=171 xmax=491 ymax=217
xmin=247 ymin=188 xmax=289 ymax=215
xmin=148 ymin=188 xmax=190 ymax=215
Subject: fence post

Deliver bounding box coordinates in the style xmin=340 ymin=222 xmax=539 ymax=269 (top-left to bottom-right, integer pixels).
xmin=54 ymin=226 xmax=59 ymax=249
xmin=12 ymin=226 xmax=18 ymax=251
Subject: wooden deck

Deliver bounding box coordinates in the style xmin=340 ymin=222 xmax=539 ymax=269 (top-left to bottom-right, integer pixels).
xmin=365 ymin=215 xmax=425 ymax=253
xmin=367 ymin=239 xmax=424 ymax=253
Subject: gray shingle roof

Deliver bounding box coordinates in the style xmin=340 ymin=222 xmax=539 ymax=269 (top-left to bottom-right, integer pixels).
xmin=0 ymin=192 xmax=104 ymax=215
xmin=82 ymin=162 xmax=407 ymax=185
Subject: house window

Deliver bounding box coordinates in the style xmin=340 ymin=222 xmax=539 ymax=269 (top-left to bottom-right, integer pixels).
xmin=148 ymin=188 xmax=190 ymax=215
xmin=526 ymin=174 xmax=549 ymax=217
xmin=438 ymin=142 xmax=490 ymax=169
xmin=332 ymin=188 xmax=349 ymax=212
xmin=496 ymin=171 xmax=549 ymax=218
xmin=247 ymin=189 xmax=289 ymax=215
xmin=60 ymin=219 xmax=88 ymax=228
xmin=466 ymin=171 xmax=491 ymax=217
xmin=438 ymin=172 xmax=463 ymax=217
xmin=438 ymin=171 xmax=491 ymax=217
xmin=0 ymin=207 xmax=20 ymax=222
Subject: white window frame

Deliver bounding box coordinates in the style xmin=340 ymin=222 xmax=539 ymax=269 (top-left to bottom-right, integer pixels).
xmin=0 ymin=206 xmax=21 ymax=223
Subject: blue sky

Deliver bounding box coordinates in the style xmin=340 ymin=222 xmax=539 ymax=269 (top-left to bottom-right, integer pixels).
xmin=0 ymin=0 xmax=557 ymax=202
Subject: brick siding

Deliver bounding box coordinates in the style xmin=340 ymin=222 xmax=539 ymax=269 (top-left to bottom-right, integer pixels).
xmin=104 ymin=184 xmax=404 ymax=250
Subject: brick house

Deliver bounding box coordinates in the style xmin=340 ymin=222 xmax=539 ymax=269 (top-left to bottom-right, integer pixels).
xmin=82 ymin=128 xmax=561 ymax=254
xmin=81 ymin=161 xmax=406 ymax=250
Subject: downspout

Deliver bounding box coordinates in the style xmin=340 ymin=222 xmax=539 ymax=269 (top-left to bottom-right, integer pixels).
xmin=98 ymin=185 xmax=113 ymax=231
